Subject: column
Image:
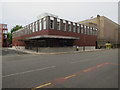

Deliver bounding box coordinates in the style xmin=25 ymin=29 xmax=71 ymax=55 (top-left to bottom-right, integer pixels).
xmin=65 ymin=20 xmax=68 ymax=32
xmin=75 ymin=23 xmax=77 ymax=33
xmin=60 ymin=19 xmax=63 ymax=31
xmin=46 ymin=16 xmax=50 ymax=30
xmin=71 ymin=22 xmax=73 ymax=32
xmin=54 ymin=17 xmax=57 ymax=30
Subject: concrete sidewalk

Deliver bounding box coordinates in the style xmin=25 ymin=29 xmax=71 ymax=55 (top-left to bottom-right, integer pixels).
xmin=7 ymin=47 xmax=105 ymax=55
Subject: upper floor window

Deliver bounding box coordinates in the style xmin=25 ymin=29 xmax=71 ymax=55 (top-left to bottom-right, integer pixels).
xmin=2 ymin=24 xmax=7 ymax=29
xmin=95 ymin=29 xmax=98 ymax=35
xmin=93 ymin=28 xmax=95 ymax=35
xmin=57 ymin=19 xmax=60 ymax=30
xmin=36 ymin=21 xmax=38 ymax=32
xmin=32 ymin=23 xmax=34 ymax=32
xmin=3 ymin=34 xmax=7 ymax=38
xmin=90 ymin=27 xmax=93 ymax=35
xmin=63 ymin=20 xmax=66 ymax=31
xmin=68 ymin=24 xmax=71 ymax=32
xmin=50 ymin=17 xmax=54 ymax=29
xmin=73 ymin=26 xmax=76 ymax=32
xmin=30 ymin=24 xmax=32 ymax=33
xmin=84 ymin=26 xmax=87 ymax=34
xmin=39 ymin=20 xmax=42 ymax=31
xmin=81 ymin=25 xmax=83 ymax=34
xmin=43 ymin=18 xmax=46 ymax=30
xmin=3 ymin=30 xmax=8 ymax=34
xmin=77 ymin=24 xmax=80 ymax=33
xmin=73 ymin=23 xmax=76 ymax=32
xmin=25 ymin=26 xmax=27 ymax=34
xmin=57 ymin=22 xmax=60 ymax=30
xmin=87 ymin=26 xmax=90 ymax=35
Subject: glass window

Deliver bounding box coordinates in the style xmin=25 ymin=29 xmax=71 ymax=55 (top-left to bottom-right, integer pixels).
xmin=50 ymin=20 xmax=54 ymax=29
xmin=25 ymin=27 xmax=27 ymax=34
xmin=63 ymin=23 xmax=66 ymax=31
xmin=68 ymin=24 xmax=71 ymax=32
xmin=81 ymin=25 xmax=83 ymax=34
xmin=36 ymin=22 xmax=38 ymax=32
xmin=3 ymin=30 xmax=8 ymax=34
xmin=30 ymin=24 xmax=32 ymax=33
xmin=90 ymin=27 xmax=93 ymax=35
xmin=57 ymin=19 xmax=60 ymax=30
xmin=57 ymin=22 xmax=60 ymax=30
xmin=43 ymin=18 xmax=46 ymax=30
xmin=3 ymin=24 xmax=7 ymax=29
xmin=32 ymin=23 xmax=34 ymax=32
xmin=84 ymin=26 xmax=86 ymax=34
xmin=77 ymin=26 xmax=80 ymax=33
xmin=73 ymin=23 xmax=76 ymax=32
xmin=73 ymin=25 xmax=76 ymax=32
xmin=95 ymin=29 xmax=98 ymax=35
xmin=92 ymin=28 xmax=95 ymax=35
xmin=87 ymin=26 xmax=90 ymax=35
xmin=3 ymin=34 xmax=7 ymax=38
xmin=39 ymin=20 xmax=42 ymax=31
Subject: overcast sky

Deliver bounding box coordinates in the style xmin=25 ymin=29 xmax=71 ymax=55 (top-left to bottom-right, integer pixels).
xmin=0 ymin=2 xmax=118 ymax=32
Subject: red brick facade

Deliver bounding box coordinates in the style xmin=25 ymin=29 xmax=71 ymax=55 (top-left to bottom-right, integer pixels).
xmin=12 ymin=16 xmax=97 ymax=47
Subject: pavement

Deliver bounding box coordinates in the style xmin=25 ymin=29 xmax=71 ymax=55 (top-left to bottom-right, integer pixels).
xmin=2 ymin=48 xmax=119 ymax=88
xmin=7 ymin=47 xmax=105 ymax=55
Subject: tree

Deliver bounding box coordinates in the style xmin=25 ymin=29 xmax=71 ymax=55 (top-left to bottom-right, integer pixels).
xmin=8 ymin=25 xmax=22 ymax=45
xmin=7 ymin=32 xmax=12 ymax=45
xmin=11 ymin=25 xmax=22 ymax=33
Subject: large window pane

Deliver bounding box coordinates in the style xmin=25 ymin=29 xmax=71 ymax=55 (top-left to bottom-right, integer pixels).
xmin=81 ymin=25 xmax=83 ymax=34
xmin=50 ymin=20 xmax=54 ymax=29
xmin=57 ymin=22 xmax=60 ymax=30
xmin=43 ymin=18 xmax=46 ymax=30
xmin=73 ymin=25 xmax=76 ymax=32
xmin=68 ymin=24 xmax=71 ymax=32
xmin=36 ymin=22 xmax=38 ymax=31
xmin=63 ymin=23 xmax=66 ymax=31
xmin=39 ymin=20 xmax=42 ymax=31
xmin=32 ymin=23 xmax=34 ymax=32
xmin=50 ymin=17 xmax=54 ymax=29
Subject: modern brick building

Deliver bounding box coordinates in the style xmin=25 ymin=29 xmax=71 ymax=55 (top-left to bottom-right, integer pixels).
xmin=78 ymin=15 xmax=119 ymax=48
xmin=12 ymin=13 xmax=98 ymax=52
xmin=0 ymin=24 xmax=8 ymax=47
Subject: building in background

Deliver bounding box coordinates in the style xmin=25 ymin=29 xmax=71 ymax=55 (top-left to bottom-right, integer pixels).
xmin=0 ymin=24 xmax=8 ymax=47
xmin=78 ymin=15 xmax=119 ymax=48
xmin=12 ymin=13 xmax=98 ymax=52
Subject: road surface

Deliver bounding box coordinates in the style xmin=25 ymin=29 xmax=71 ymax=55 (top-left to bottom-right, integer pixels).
xmin=2 ymin=49 xmax=119 ymax=88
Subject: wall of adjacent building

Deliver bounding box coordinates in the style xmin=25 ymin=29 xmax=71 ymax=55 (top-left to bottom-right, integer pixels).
xmin=0 ymin=24 xmax=2 ymax=47
xmin=78 ymin=15 xmax=119 ymax=47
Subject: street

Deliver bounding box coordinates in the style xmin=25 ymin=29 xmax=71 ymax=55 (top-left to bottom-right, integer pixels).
xmin=2 ymin=49 xmax=118 ymax=88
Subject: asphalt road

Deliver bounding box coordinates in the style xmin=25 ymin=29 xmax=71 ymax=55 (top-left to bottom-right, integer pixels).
xmin=2 ymin=49 xmax=119 ymax=88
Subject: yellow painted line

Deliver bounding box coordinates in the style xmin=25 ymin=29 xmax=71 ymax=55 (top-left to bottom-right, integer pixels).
xmin=64 ymin=74 xmax=76 ymax=79
xmin=83 ymin=69 xmax=88 ymax=72
xmin=96 ymin=64 xmax=103 ymax=68
xmin=83 ymin=68 xmax=93 ymax=72
xmin=33 ymin=83 xmax=51 ymax=89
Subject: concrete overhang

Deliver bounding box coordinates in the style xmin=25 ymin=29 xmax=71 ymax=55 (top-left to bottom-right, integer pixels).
xmin=19 ymin=35 xmax=79 ymax=41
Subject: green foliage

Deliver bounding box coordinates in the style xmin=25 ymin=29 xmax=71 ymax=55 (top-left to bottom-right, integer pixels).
xmin=11 ymin=25 xmax=22 ymax=33
xmin=7 ymin=32 xmax=12 ymax=45
xmin=8 ymin=25 xmax=22 ymax=45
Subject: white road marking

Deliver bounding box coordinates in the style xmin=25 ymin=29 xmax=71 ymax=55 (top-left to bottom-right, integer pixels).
xmin=3 ymin=66 xmax=56 ymax=78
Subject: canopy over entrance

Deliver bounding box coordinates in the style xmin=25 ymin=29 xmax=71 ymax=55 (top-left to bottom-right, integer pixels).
xmin=18 ymin=35 xmax=79 ymax=49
